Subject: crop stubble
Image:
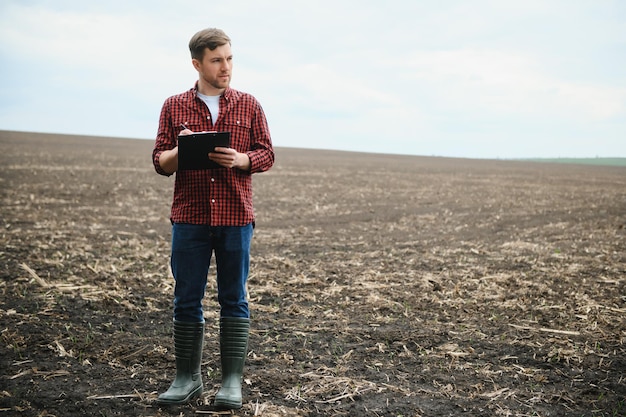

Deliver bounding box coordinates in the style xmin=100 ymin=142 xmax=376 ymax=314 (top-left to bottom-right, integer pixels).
xmin=1 ymin=131 xmax=624 ymax=416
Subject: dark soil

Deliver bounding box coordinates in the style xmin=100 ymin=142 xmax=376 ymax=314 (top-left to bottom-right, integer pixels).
xmin=1 ymin=130 xmax=625 ymax=417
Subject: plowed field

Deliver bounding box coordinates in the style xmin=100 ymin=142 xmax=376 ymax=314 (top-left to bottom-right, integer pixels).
xmin=1 ymin=131 xmax=624 ymax=416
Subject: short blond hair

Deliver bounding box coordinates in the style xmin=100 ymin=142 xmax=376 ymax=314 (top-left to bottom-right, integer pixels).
xmin=189 ymin=28 xmax=231 ymax=60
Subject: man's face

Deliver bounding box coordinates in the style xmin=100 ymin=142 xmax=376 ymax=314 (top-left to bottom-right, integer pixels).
xmin=193 ymin=43 xmax=233 ymax=92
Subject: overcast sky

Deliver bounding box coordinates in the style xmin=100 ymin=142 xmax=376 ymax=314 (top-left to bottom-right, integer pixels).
xmin=1 ymin=0 xmax=624 ymax=159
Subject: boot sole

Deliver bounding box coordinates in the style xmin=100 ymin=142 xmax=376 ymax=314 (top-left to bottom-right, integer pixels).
xmin=156 ymin=386 xmax=202 ymax=405
xmin=213 ymin=399 xmax=242 ymax=410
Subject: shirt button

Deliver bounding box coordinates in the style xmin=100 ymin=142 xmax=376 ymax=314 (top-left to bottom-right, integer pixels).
xmin=211 ymin=178 xmax=215 ymax=182
xmin=211 ymin=199 xmax=216 ymax=203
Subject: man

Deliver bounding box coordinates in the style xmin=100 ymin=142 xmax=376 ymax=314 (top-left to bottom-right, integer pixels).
xmin=152 ymin=28 xmax=274 ymax=409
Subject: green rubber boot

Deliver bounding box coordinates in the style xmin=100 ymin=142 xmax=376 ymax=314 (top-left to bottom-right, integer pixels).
xmin=213 ymin=317 xmax=249 ymax=410
xmin=156 ymin=320 xmax=205 ymax=405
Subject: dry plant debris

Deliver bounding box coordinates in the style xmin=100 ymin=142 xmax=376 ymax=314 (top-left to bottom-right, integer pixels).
xmin=0 ymin=131 xmax=624 ymax=416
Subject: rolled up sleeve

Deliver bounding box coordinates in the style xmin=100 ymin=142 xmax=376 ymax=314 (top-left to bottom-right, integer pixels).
xmin=152 ymin=99 xmax=176 ymax=177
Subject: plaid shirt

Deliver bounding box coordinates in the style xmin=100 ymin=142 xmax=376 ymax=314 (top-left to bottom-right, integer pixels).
xmin=152 ymin=84 xmax=274 ymax=226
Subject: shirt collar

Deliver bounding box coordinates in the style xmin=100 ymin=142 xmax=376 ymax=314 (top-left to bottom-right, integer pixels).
xmin=192 ymin=81 xmax=232 ymax=101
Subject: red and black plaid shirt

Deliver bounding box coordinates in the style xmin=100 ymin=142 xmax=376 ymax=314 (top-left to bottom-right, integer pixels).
xmin=152 ymin=84 xmax=274 ymax=226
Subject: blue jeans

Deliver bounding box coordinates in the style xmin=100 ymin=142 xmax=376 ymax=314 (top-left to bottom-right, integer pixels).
xmin=170 ymin=222 xmax=253 ymax=322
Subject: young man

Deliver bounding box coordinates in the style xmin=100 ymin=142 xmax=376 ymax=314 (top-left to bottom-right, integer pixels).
xmin=152 ymin=28 xmax=274 ymax=409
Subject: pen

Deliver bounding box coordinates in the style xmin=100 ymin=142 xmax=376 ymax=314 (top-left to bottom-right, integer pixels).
xmin=180 ymin=124 xmax=188 ymax=130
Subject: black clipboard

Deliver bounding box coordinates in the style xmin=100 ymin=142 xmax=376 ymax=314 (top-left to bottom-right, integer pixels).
xmin=177 ymin=131 xmax=231 ymax=170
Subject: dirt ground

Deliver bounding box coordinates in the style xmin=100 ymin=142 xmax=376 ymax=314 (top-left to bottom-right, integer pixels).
xmin=1 ymin=130 xmax=624 ymax=417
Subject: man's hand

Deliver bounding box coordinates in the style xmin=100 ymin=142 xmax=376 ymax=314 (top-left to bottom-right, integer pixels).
xmin=209 ymin=147 xmax=251 ymax=171
xmin=159 ymin=146 xmax=179 ymax=174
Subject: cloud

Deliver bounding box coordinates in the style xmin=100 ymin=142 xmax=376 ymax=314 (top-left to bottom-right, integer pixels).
xmin=1 ymin=4 xmax=191 ymax=90
xmin=402 ymin=48 xmax=625 ymax=122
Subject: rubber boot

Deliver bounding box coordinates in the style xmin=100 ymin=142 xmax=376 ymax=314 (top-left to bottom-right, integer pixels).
xmin=213 ymin=317 xmax=249 ymax=410
xmin=156 ymin=320 xmax=205 ymax=405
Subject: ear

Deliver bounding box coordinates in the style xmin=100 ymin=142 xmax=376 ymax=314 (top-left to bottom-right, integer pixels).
xmin=192 ymin=58 xmax=202 ymax=72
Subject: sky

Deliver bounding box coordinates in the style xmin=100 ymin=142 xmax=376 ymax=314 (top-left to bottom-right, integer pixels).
xmin=1 ymin=0 xmax=625 ymax=159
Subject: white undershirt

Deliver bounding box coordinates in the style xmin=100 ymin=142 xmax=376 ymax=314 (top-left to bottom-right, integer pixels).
xmin=197 ymin=92 xmax=220 ymax=125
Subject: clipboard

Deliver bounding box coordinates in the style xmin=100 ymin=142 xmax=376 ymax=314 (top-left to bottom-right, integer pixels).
xmin=177 ymin=131 xmax=231 ymax=170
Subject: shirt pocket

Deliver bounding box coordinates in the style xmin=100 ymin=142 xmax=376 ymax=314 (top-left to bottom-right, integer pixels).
xmin=222 ymin=117 xmax=252 ymax=151
xmin=176 ymin=115 xmax=209 ymax=133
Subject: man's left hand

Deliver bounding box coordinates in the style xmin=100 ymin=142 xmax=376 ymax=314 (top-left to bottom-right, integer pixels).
xmin=209 ymin=147 xmax=251 ymax=171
